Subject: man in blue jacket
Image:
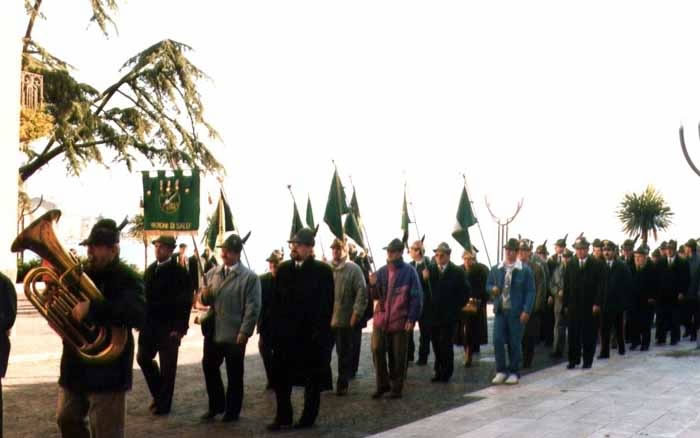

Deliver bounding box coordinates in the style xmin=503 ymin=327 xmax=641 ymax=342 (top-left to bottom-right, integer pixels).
xmin=487 ymin=238 xmax=535 ymax=385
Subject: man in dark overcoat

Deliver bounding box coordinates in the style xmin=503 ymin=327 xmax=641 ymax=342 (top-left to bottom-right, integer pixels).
xmin=629 ymin=245 xmax=658 ymax=350
xmin=0 ymin=272 xmax=17 ymax=437
xmin=423 ymin=242 xmax=469 ymax=382
xmin=598 ymin=240 xmax=632 ymax=358
xmin=267 ymin=228 xmax=334 ymax=431
xmin=137 ymin=235 xmax=192 ymax=415
xmin=656 ymin=240 xmax=690 ymax=345
xmin=563 ymin=236 xmax=605 ymax=369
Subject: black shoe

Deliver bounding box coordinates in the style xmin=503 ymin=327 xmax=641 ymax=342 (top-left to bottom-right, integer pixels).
xmin=566 ymin=363 xmax=576 ymax=369
xmin=430 ymin=375 xmax=441 ymax=383
xmin=597 ymin=354 xmax=609 ymax=360
xmin=201 ymin=410 xmax=224 ymax=421
xmin=336 ymin=386 xmax=348 ymax=396
xmin=671 ymin=341 xmax=678 ymax=346
xmin=371 ymin=386 xmax=390 ymax=399
xmin=416 ymin=359 xmax=427 ymax=366
xmin=389 ymin=391 xmax=402 ymax=399
xmin=582 ymin=363 xmax=592 ymax=369
xmin=691 ymin=336 xmax=697 ymax=342
xmin=221 ymin=413 xmax=239 ymax=423
xmin=618 ymin=350 xmax=625 ymax=356
xmin=293 ymin=420 xmax=314 ymax=429
xmin=630 ymin=344 xmax=639 ymax=351
xmin=266 ymin=420 xmax=292 ymax=431
xmin=656 ymin=340 xmax=666 ymax=346
xmin=640 ymin=345 xmax=649 ymax=351
xmin=550 ymin=352 xmax=563 ymax=359
xmin=152 ymin=408 xmax=170 ymax=416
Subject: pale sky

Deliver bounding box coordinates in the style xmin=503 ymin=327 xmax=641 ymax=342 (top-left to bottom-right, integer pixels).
xmin=11 ymin=0 xmax=700 ymax=271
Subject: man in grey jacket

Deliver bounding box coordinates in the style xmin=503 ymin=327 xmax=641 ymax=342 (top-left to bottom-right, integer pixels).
xmin=330 ymin=238 xmax=367 ymax=396
xmin=199 ymin=234 xmax=261 ymax=422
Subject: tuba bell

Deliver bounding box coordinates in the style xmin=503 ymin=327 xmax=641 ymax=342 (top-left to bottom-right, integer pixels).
xmin=11 ymin=209 xmax=127 ymax=364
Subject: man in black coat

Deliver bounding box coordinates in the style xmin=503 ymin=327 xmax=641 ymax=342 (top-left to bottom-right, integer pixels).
xmin=0 ymin=272 xmax=17 ymax=437
xmin=258 ymin=250 xmax=282 ymax=390
xmin=423 ymin=242 xmax=469 ymax=382
xmin=56 ymin=218 xmax=146 ymax=438
xmin=598 ymin=240 xmax=632 ymax=358
xmin=137 ymin=236 xmax=192 ymax=415
xmin=629 ymin=245 xmax=658 ymax=351
xmin=563 ymin=236 xmax=605 ymax=369
xmin=408 ymin=239 xmax=432 ymax=365
xmin=656 ymin=240 xmax=690 ymax=345
xmin=267 ymin=228 xmax=334 ymax=431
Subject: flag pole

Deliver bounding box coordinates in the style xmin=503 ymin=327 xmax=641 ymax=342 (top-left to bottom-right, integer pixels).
xmin=348 ymin=175 xmax=376 ymax=272
xmin=306 ymin=192 xmax=326 ymax=259
xmin=462 ymin=173 xmax=492 ymax=268
xmin=219 ymin=183 xmax=251 ymax=268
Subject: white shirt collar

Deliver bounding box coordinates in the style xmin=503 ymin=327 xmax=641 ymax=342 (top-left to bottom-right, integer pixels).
xmin=498 ymin=259 xmax=523 ymax=270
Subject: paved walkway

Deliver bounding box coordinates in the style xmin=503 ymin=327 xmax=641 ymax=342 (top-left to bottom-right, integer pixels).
xmin=373 ymin=343 xmax=700 ymax=438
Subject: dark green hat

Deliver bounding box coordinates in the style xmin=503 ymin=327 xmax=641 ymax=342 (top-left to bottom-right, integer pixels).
xmin=433 ymin=242 xmax=451 ymax=255
xmin=289 ymin=227 xmax=316 ymax=246
xmin=80 ymin=218 xmax=124 ymax=246
xmin=152 ymin=235 xmax=176 ymax=248
xmin=266 ymin=249 xmax=283 ymax=263
xmin=383 ymin=238 xmax=404 ymax=252
xmin=659 ymin=241 xmax=668 ymax=250
xmin=592 ymin=238 xmax=603 ymax=248
xmin=503 ymin=238 xmax=519 ymax=251
xmin=652 ymin=248 xmax=661 ymax=257
xmin=686 ymin=239 xmax=697 ymax=251
xmin=602 ymin=240 xmax=616 ymax=251
xmin=573 ymin=236 xmax=590 ymax=249
xmin=555 ymin=234 xmax=568 ymax=247
xmin=518 ymin=239 xmax=533 ymax=251
xmin=218 ymin=232 xmax=250 ymax=253
xmin=634 ymin=244 xmax=650 ymax=255
xmin=536 ymin=241 xmax=548 ymax=255
xmin=622 ymin=239 xmax=635 ymax=250
xmin=667 ymin=240 xmax=677 ymax=250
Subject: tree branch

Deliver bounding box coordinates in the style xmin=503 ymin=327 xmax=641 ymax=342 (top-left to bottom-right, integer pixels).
xmin=23 ymin=0 xmax=43 ymax=53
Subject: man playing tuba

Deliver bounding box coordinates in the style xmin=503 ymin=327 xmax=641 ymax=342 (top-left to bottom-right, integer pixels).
xmin=56 ymin=218 xmax=146 ymax=438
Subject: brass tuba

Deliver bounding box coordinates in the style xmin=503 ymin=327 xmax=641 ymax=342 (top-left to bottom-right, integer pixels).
xmin=11 ymin=209 xmax=127 ymax=364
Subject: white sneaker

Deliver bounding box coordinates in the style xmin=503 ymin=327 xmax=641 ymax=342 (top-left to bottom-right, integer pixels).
xmin=491 ymin=372 xmax=508 ymax=384
xmin=505 ymin=374 xmax=519 ymax=385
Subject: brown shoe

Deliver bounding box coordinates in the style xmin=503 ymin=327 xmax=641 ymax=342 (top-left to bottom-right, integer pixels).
xmin=371 ymin=386 xmax=390 ymax=399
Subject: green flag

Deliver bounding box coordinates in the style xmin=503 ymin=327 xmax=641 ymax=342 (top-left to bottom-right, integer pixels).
xmin=344 ymin=190 xmax=365 ymax=249
xmin=401 ymin=188 xmax=411 ymax=247
xmin=203 ymin=189 xmax=235 ymax=250
xmin=452 ymin=186 xmax=477 ymax=250
xmin=324 ymin=169 xmax=349 ymax=240
xmin=142 ymin=170 xmax=200 ymax=233
xmin=305 ymin=195 xmax=315 ymax=229
xmin=290 ymin=200 xmax=304 ymax=239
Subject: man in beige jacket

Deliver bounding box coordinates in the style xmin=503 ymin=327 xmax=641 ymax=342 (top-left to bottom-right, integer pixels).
xmin=330 ymin=238 xmax=367 ymax=396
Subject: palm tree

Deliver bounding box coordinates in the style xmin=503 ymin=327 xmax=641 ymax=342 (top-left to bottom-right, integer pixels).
xmin=617 ymin=185 xmax=674 ymax=246
xmin=126 ymin=213 xmax=148 ymax=271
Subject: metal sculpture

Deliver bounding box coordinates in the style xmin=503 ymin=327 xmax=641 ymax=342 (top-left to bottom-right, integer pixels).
xmin=485 ymin=197 xmax=524 ymax=265
xmin=679 ymin=125 xmax=700 ymax=178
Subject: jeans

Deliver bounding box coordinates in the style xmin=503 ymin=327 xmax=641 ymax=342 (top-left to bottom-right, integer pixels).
xmin=493 ymin=309 xmax=524 ymax=376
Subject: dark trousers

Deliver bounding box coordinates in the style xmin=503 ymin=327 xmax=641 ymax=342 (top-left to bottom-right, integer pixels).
xmin=681 ymin=298 xmax=698 ymax=338
xmin=273 ymin=380 xmax=320 ymax=426
xmin=600 ymin=312 xmax=625 ymax=356
xmin=541 ymin=305 xmax=555 ymax=346
xmin=630 ymin=307 xmax=654 ymax=349
xmin=371 ymin=328 xmax=408 ymax=394
xmin=656 ymin=304 xmax=680 ymax=344
xmin=333 ymin=327 xmax=354 ymax=389
xmin=430 ymin=323 xmax=455 ymax=381
xmin=568 ymin=317 xmax=597 ymax=366
xmin=258 ymin=335 xmax=274 ymax=387
xmin=202 ymin=336 xmax=245 ymax=418
xmin=407 ymin=318 xmax=432 ymax=363
xmin=136 ymin=328 xmax=181 ymax=412
xmin=522 ymin=313 xmax=541 ymax=368
xmin=350 ymin=325 xmax=363 ymax=377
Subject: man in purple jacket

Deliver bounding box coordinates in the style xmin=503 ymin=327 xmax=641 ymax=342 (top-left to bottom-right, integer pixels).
xmin=368 ymin=238 xmax=423 ymax=399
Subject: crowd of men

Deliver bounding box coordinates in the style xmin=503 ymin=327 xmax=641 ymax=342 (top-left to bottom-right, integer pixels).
xmin=3 ymin=215 xmax=700 ymax=438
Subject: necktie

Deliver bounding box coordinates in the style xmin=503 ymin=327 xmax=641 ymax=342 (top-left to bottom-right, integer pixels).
xmin=222 ymin=267 xmax=228 ymax=279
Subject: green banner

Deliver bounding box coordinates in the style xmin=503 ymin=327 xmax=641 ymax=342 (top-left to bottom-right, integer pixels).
xmin=142 ymin=170 xmax=200 ymax=232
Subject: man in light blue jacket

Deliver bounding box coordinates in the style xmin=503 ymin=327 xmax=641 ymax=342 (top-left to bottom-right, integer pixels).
xmin=487 ymin=238 xmax=535 ymax=385
xmin=199 ymin=233 xmax=261 ymax=422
